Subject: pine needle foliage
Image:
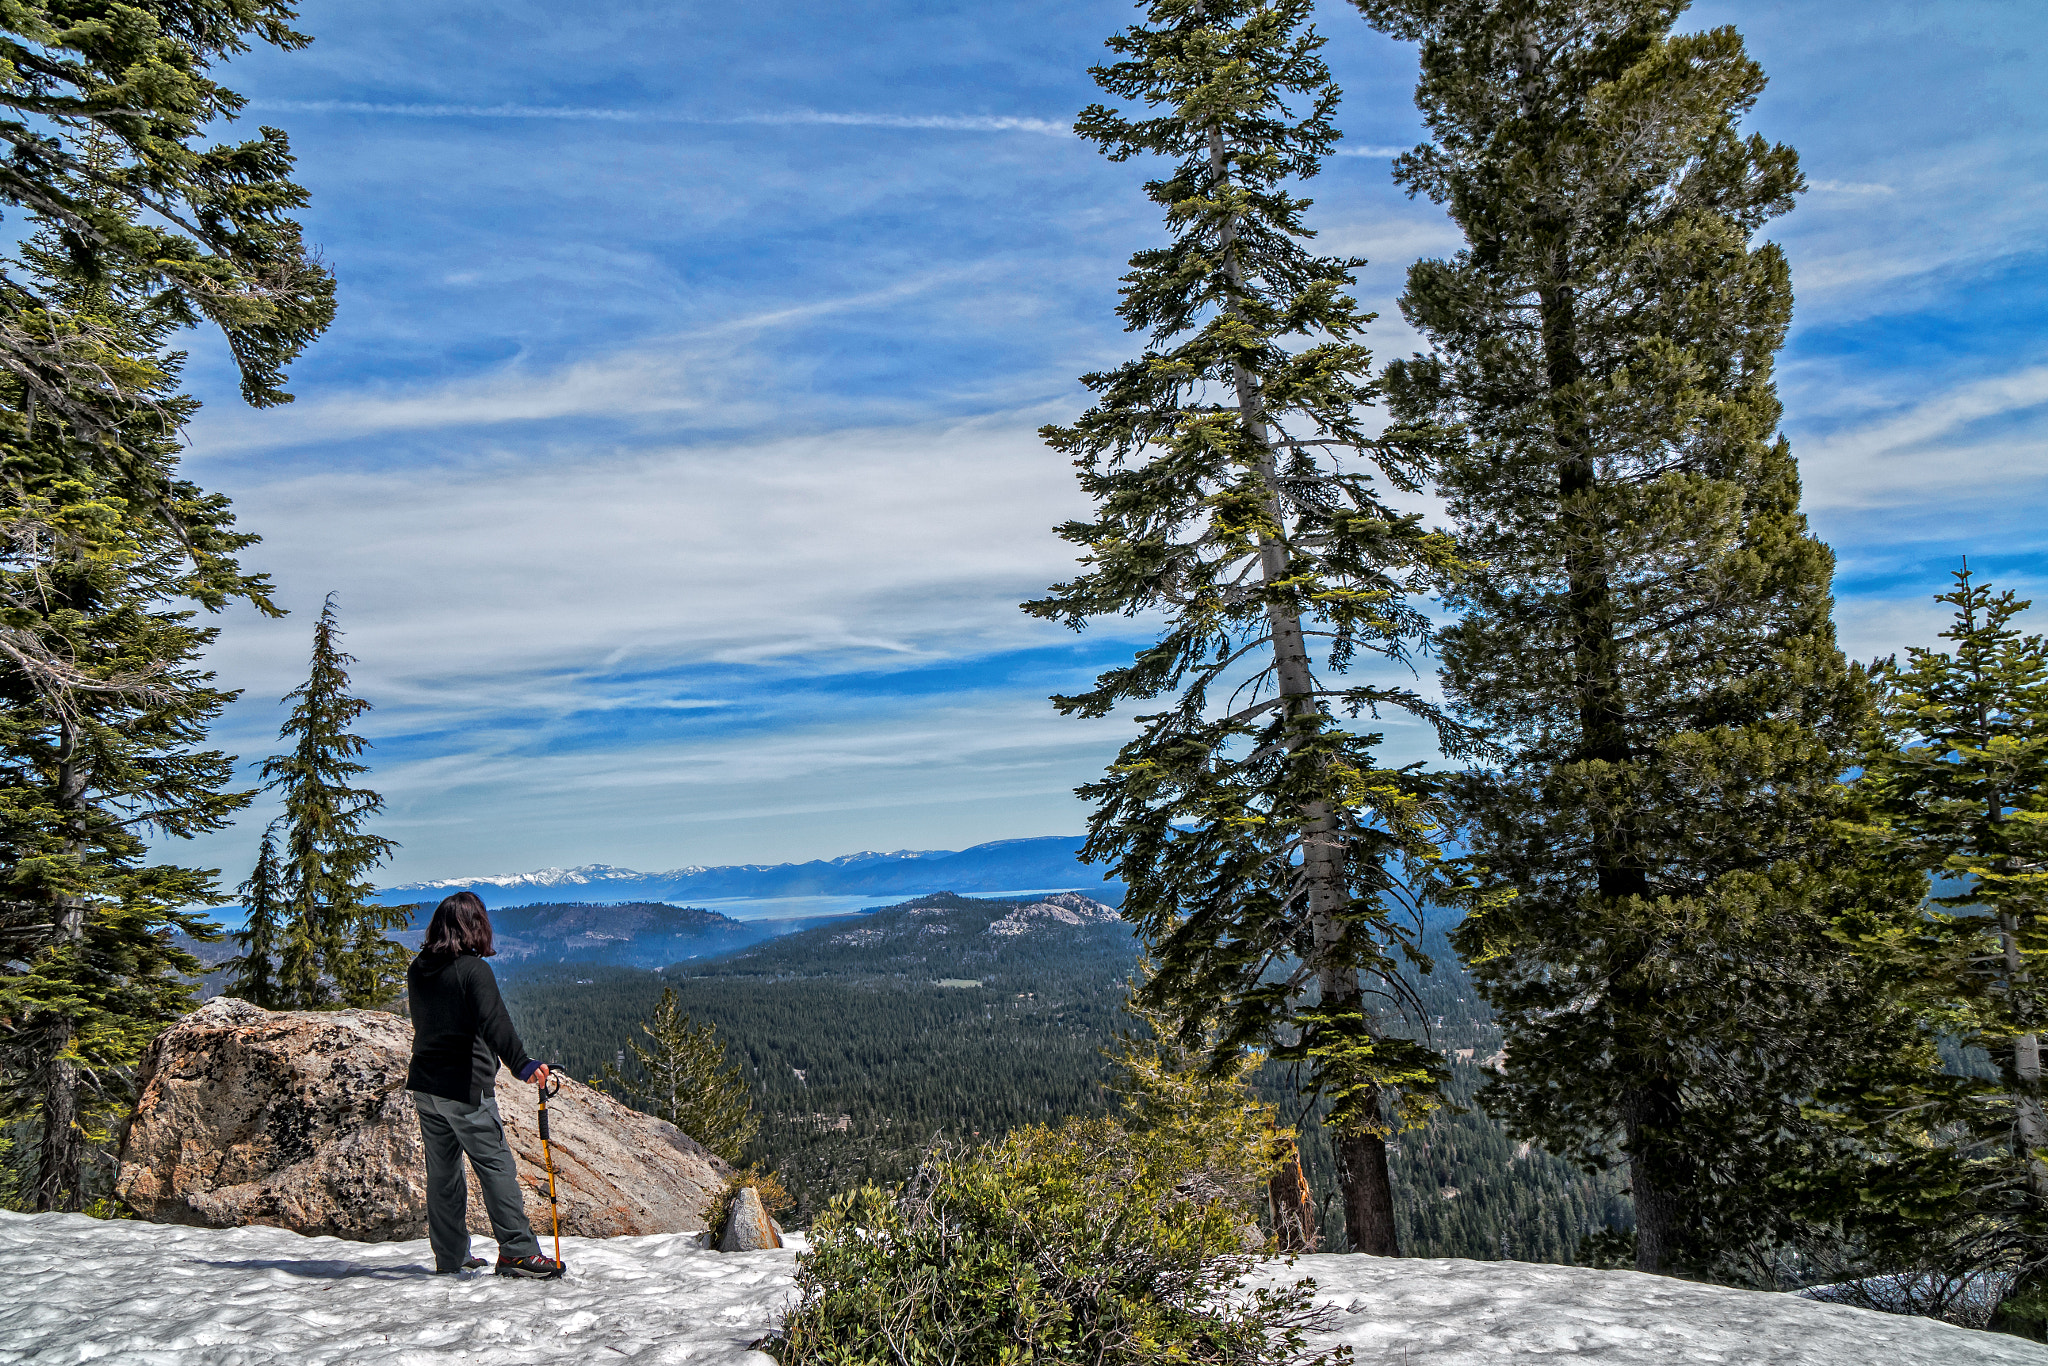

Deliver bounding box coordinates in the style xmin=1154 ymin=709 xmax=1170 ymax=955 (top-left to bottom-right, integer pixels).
xmin=1356 ymin=0 xmax=1887 ymax=1273
xmin=0 ymin=0 xmax=335 ymax=442
xmin=1111 ymin=978 xmax=1293 ymax=1230
xmin=1029 ymin=0 xmax=1477 ymax=1257
xmin=1834 ymin=569 xmax=2048 ymax=1333
xmin=0 ymin=195 xmax=260 ymax=1210
xmin=602 ymin=985 xmax=757 ymax=1163
xmin=226 ymin=596 xmax=403 ymax=1009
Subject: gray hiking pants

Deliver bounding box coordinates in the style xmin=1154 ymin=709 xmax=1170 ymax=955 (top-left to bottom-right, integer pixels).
xmin=413 ymin=1090 xmax=540 ymax=1270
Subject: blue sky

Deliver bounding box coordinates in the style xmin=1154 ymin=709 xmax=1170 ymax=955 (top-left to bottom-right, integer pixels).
xmin=160 ymin=0 xmax=2047 ymax=885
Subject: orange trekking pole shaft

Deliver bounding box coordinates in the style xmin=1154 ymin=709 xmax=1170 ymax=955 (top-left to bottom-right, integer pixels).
xmin=537 ymin=1072 xmax=563 ymax=1265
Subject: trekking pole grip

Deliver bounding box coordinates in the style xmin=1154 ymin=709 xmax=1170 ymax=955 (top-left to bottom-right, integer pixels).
xmin=537 ymin=1068 xmax=561 ymax=1138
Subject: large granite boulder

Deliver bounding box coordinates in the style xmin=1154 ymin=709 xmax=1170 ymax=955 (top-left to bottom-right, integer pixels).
xmin=116 ymin=997 xmax=733 ymax=1241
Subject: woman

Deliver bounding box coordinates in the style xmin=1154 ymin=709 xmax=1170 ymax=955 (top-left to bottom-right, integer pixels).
xmin=406 ymin=890 xmax=565 ymax=1279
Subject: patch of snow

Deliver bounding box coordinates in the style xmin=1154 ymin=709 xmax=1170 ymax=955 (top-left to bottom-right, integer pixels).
xmin=4 ymin=1213 xmax=2040 ymax=1366
xmin=0 ymin=1212 xmax=799 ymax=1365
xmin=383 ymin=848 xmax=965 ymax=897
xmin=823 ymin=849 xmax=945 ymax=866
xmin=1254 ymin=1255 xmax=2047 ymax=1365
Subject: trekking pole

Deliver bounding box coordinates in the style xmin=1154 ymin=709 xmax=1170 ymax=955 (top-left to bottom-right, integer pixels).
xmin=537 ymin=1070 xmax=564 ymax=1267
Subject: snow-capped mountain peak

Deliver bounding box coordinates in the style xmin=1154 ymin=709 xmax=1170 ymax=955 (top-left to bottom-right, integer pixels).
xmin=369 ymin=836 xmax=1113 ymax=909
xmin=399 ymin=863 xmax=653 ymax=891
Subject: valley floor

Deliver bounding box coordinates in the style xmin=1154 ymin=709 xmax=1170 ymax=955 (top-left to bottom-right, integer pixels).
xmin=3 ymin=1210 xmax=2041 ymax=1365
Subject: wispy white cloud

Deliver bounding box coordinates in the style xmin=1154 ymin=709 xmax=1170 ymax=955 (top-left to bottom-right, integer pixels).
xmin=250 ymin=98 xmax=1411 ymax=156
xmin=197 ymin=349 xmax=715 ymax=452
xmin=1780 ymin=136 xmax=2048 ymax=313
xmin=1808 ymin=179 xmax=1895 ymax=196
xmin=191 ymin=269 xmax=991 ymax=454
xmin=197 ymin=408 xmax=1098 ymax=726
xmin=252 ymin=99 xmax=1071 ymax=136
xmin=1800 ymin=363 xmax=2048 ymax=510
xmin=365 ymin=699 xmax=1123 ymax=878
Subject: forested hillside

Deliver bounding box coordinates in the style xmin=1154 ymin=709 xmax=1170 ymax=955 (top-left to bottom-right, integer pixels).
xmin=403 ymin=900 xmax=780 ymax=965
xmin=502 ymin=892 xmax=1135 ymax=1220
xmin=500 ymin=891 xmax=1633 ymax=1257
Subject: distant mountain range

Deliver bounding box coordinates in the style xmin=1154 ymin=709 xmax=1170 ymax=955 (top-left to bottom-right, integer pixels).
xmin=370 ymin=835 xmax=1122 ymax=908
xmin=693 ymin=890 xmax=1130 ymax=981
xmin=184 ymin=889 xmax=1129 ymax=994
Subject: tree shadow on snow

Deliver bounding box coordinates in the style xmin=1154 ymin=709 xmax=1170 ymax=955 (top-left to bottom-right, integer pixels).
xmin=190 ymin=1258 xmax=437 ymax=1280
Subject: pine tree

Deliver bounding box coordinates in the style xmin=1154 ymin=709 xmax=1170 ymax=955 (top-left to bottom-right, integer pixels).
xmin=232 ymin=597 xmax=405 ymax=1010
xmin=1356 ymin=0 xmax=1878 ymax=1272
xmin=0 ymin=0 xmax=335 ymax=443
xmin=1841 ymin=569 xmax=2048 ymax=1331
xmin=603 ymin=987 xmax=757 ymax=1163
xmin=0 ymin=202 xmax=262 ymax=1210
xmin=223 ymin=827 xmax=283 ymax=1008
xmin=1028 ymin=0 xmax=1476 ymax=1255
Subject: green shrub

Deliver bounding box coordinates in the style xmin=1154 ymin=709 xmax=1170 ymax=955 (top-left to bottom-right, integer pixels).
xmin=772 ymin=1118 xmax=1348 ymax=1366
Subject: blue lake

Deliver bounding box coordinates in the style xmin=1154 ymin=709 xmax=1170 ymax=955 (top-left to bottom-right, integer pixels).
xmin=682 ymin=888 xmax=1100 ymax=924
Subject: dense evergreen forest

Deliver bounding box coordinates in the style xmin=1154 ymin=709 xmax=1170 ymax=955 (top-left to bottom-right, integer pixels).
xmin=499 ymin=891 xmax=1631 ymax=1259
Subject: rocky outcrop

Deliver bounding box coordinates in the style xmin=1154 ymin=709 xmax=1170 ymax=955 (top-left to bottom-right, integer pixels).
xmin=985 ymin=892 xmax=1120 ymax=937
xmin=117 ymin=997 xmax=732 ymax=1241
xmin=717 ymin=1186 xmax=784 ymax=1252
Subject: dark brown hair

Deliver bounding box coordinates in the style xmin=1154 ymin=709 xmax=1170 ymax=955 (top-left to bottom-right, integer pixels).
xmin=422 ymin=891 xmax=495 ymax=956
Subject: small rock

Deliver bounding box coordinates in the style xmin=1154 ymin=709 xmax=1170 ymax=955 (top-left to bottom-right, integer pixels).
xmin=718 ymin=1186 xmax=783 ymax=1252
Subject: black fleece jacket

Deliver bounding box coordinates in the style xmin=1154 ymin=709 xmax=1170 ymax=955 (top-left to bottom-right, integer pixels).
xmin=405 ymin=951 xmax=538 ymax=1103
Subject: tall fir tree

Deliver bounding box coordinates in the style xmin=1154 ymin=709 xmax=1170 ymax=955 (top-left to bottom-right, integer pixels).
xmin=0 ymin=0 xmax=334 ymax=1205
xmin=1838 ymin=569 xmax=2048 ymax=1332
xmin=228 ymin=596 xmax=404 ymax=1009
xmin=0 ymin=199 xmax=264 ymax=1210
xmin=1356 ymin=0 xmax=1884 ymax=1272
xmin=1028 ymin=0 xmax=1475 ymax=1255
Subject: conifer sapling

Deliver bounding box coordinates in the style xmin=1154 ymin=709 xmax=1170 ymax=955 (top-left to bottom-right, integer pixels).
xmin=603 ymin=986 xmax=758 ymax=1164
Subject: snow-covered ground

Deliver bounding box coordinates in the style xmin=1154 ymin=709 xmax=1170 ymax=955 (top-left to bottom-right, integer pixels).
xmin=1251 ymin=1255 xmax=2048 ymax=1363
xmin=0 ymin=1213 xmax=797 ymax=1366
xmin=5 ymin=1210 xmax=2045 ymax=1365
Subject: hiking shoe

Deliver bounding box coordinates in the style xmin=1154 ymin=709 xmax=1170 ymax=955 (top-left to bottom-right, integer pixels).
xmin=496 ymin=1253 xmax=566 ymax=1280
xmin=435 ymin=1257 xmax=487 ymax=1275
